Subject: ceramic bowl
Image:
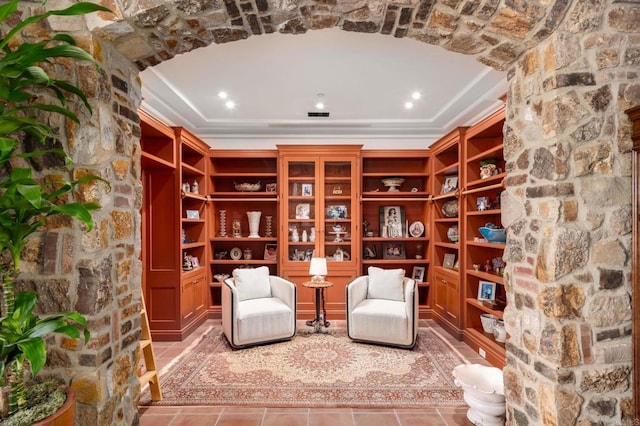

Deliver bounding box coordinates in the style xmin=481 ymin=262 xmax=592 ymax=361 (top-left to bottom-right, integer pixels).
xmin=234 ymin=182 xmax=261 ymax=192
xmin=478 ymin=227 xmax=506 ymax=243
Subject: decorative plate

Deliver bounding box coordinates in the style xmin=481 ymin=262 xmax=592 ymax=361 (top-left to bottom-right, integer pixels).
xmin=409 ymin=221 xmax=425 ymax=237
xmin=234 ymin=181 xmax=262 ymax=192
xmin=441 ymin=200 xmax=459 ymax=218
xmin=230 ymin=247 xmax=242 ymax=260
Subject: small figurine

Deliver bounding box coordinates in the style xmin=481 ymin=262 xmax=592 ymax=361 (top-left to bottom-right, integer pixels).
xmin=363 ymin=218 xmax=369 ymax=235
xmin=183 ymin=253 xmax=193 ymax=271
xmin=192 ymin=180 xmax=199 ymax=194
xmin=483 ymin=260 xmax=493 ymax=274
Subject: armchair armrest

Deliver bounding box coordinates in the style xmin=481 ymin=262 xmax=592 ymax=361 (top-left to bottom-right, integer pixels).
xmin=269 ymin=276 xmax=297 ymax=310
xmin=346 ymin=276 xmax=369 ymax=311
xmin=222 ymin=278 xmax=239 ymax=343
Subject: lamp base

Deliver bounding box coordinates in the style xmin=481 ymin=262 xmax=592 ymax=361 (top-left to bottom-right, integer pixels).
xmin=311 ymin=275 xmax=325 ymax=284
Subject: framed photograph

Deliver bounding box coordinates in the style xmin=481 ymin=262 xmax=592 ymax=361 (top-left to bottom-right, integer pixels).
xmin=363 ymin=245 xmax=377 ymax=259
xmin=478 ymin=280 xmax=497 ymax=301
xmin=295 ymin=203 xmax=310 ymax=219
xmin=264 ymin=243 xmax=277 ymax=260
xmin=186 ymin=209 xmax=200 ymax=219
xmin=409 ymin=221 xmax=425 ymax=237
xmin=301 ymin=183 xmax=313 ymax=196
xmin=382 ymin=242 xmax=406 ymax=260
xmin=441 ymin=175 xmax=458 ymax=194
xmin=412 ymin=266 xmax=425 ymax=282
xmin=379 ymin=206 xmax=405 ymax=238
xmin=190 ymin=256 xmax=200 ymax=268
xmin=326 ymin=205 xmax=348 ymax=219
xmin=266 ymin=183 xmax=277 ymax=192
xmin=443 ymin=253 xmax=456 ymax=269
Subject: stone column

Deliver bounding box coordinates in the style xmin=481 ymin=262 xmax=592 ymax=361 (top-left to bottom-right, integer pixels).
xmin=501 ymin=2 xmax=639 ymax=424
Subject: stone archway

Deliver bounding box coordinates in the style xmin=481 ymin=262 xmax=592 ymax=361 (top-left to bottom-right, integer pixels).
xmin=15 ymin=0 xmax=639 ymax=424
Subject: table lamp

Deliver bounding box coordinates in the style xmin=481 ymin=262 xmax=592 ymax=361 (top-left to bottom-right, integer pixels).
xmin=309 ymin=257 xmax=328 ymax=283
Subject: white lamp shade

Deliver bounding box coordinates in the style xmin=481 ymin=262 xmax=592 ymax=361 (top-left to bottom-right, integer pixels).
xmin=309 ymin=257 xmax=328 ymax=276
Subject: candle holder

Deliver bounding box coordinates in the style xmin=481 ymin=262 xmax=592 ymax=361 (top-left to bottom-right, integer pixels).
xmin=265 ymin=216 xmax=273 ymax=237
xmin=218 ymin=209 xmax=227 ymax=237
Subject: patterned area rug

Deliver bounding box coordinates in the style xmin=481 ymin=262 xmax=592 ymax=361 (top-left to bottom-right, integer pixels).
xmin=139 ymin=326 xmax=468 ymax=408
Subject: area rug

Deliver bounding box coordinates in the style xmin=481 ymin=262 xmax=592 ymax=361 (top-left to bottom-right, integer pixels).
xmin=139 ymin=325 xmax=468 ymax=408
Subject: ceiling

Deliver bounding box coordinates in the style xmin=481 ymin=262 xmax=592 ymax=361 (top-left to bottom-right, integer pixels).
xmin=139 ymin=28 xmax=507 ymax=149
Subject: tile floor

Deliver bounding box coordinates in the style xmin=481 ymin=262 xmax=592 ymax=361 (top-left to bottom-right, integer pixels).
xmin=139 ymin=319 xmax=490 ymax=426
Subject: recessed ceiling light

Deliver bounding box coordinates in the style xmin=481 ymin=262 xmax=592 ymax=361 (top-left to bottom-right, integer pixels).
xmin=225 ymin=100 xmax=236 ymax=110
xmin=218 ymin=91 xmax=228 ymax=99
xmin=411 ymin=91 xmax=422 ymax=100
xmin=315 ymin=101 xmax=325 ymax=110
xmin=315 ymin=93 xmax=326 ymax=110
xmin=404 ymin=101 xmax=414 ymax=110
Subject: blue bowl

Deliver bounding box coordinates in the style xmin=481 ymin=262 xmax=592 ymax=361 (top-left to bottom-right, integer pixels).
xmin=479 ymin=227 xmax=506 ymax=243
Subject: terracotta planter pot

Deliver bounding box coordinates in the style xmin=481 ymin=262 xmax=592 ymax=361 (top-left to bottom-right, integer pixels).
xmin=32 ymin=387 xmax=76 ymax=426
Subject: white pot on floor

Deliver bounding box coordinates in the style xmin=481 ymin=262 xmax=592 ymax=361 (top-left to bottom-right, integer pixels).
xmin=453 ymin=364 xmax=505 ymax=426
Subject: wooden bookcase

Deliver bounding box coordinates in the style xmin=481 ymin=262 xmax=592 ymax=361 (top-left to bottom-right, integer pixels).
xmin=430 ymin=128 xmax=465 ymax=338
xmin=140 ymin=112 xmax=209 ymax=341
xmin=360 ymin=150 xmax=431 ymax=315
xmin=461 ymin=107 xmax=506 ymax=367
xmin=207 ymin=150 xmax=279 ymax=315
xmin=278 ymin=145 xmax=361 ymax=320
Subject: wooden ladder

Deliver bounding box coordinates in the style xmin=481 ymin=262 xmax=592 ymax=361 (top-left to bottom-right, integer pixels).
xmin=138 ymin=297 xmax=162 ymax=401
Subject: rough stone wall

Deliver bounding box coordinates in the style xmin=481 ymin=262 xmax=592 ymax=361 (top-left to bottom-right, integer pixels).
xmin=501 ymin=1 xmax=639 ymax=425
xmin=10 ymin=3 xmax=144 ymax=424
xmin=9 ymin=0 xmax=640 ymax=424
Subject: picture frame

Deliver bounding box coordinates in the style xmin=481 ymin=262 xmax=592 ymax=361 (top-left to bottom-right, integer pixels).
xmin=443 ymin=253 xmax=456 ymax=269
xmin=379 ymin=206 xmax=405 ymax=238
xmin=295 ymin=203 xmax=310 ymax=219
xmin=190 ymin=256 xmax=200 ymax=268
xmin=382 ymin=242 xmax=406 ymax=260
xmin=186 ymin=209 xmax=200 ymax=219
xmin=326 ymin=205 xmax=348 ymax=219
xmin=441 ymin=175 xmax=458 ymax=194
xmin=302 ymin=183 xmax=313 ymax=196
xmin=363 ymin=245 xmax=377 ymax=259
xmin=264 ymin=243 xmax=277 ymax=261
xmin=412 ymin=266 xmax=425 ymax=282
xmin=266 ymin=183 xmax=277 ymax=192
xmin=478 ymin=280 xmax=497 ymax=301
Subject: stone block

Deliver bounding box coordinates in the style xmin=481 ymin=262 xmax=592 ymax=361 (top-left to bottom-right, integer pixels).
xmin=573 ymin=141 xmax=612 ymax=176
xmin=504 ymin=368 xmax=523 ymax=405
xmin=111 ymin=210 xmax=134 ymax=240
xmin=594 ymin=342 xmax=632 ymax=364
xmin=580 ymin=366 xmax=630 ymax=393
xmin=535 ymin=227 xmax=589 ymax=282
xmin=598 ymin=268 xmax=623 ymax=290
xmin=592 ymin=239 xmax=627 ymax=267
xmin=537 ymin=284 xmax=584 ymax=319
xmin=588 ymin=293 xmax=632 ymax=327
xmin=72 ymin=372 xmax=103 ymax=405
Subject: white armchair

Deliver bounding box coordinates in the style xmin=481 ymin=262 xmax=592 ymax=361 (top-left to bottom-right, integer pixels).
xmin=346 ymin=267 xmax=418 ymax=348
xmin=222 ymin=266 xmax=296 ymax=348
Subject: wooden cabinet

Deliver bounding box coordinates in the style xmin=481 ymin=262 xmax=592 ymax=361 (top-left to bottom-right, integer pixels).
xmin=207 ymin=150 xmax=279 ymax=315
xmin=430 ymin=129 xmax=465 ymax=338
xmin=360 ymin=151 xmax=431 ymax=315
xmin=278 ymin=145 xmax=361 ymax=320
xmin=140 ymin=112 xmax=209 ymax=341
xmin=461 ymin=107 xmax=506 ymax=367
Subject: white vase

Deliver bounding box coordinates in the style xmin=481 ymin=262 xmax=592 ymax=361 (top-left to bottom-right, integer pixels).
xmin=302 ymin=229 xmax=308 ymax=242
xmin=247 ymin=211 xmax=261 ymax=238
xmin=453 ymin=364 xmax=505 ymax=426
xmin=309 ymin=227 xmax=316 ymax=242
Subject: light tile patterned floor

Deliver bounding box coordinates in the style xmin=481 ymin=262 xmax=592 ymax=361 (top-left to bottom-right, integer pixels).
xmin=139 ymin=319 xmax=489 ymax=425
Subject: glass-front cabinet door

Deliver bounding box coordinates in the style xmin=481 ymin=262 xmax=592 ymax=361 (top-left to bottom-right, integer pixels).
xmin=278 ymin=146 xmax=360 ymax=320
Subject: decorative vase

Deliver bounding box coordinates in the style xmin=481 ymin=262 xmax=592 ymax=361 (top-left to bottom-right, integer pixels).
xmin=302 ymin=229 xmax=308 ymax=242
xmin=453 ymin=364 xmax=505 ymax=426
xmin=447 ymin=225 xmax=459 ymax=243
xmin=309 ymin=227 xmax=316 ymax=242
xmin=291 ymin=227 xmax=299 ymax=242
xmin=247 ymin=211 xmax=261 ymax=238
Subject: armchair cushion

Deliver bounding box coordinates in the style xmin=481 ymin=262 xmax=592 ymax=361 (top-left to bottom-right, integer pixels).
xmin=233 ymin=266 xmax=271 ymax=301
xmin=367 ymin=266 xmax=405 ymax=301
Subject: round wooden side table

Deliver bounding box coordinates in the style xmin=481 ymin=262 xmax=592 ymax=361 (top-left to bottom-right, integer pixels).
xmin=302 ymin=280 xmax=333 ymax=333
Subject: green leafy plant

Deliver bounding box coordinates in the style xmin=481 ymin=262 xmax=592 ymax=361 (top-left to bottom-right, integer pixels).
xmin=0 ymin=0 xmax=110 ymax=422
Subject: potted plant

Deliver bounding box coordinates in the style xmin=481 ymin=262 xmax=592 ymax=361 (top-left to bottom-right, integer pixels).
xmin=0 ymin=1 xmax=109 ymax=424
